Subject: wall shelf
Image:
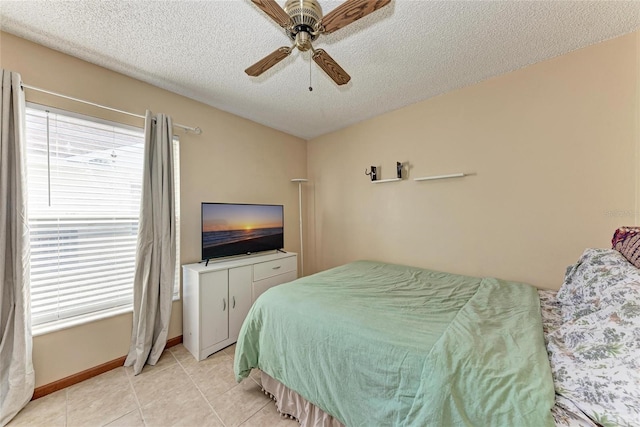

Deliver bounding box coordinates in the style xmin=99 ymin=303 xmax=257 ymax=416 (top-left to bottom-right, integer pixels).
xmin=372 ymin=178 xmax=402 ymax=184
xmin=414 ymin=173 xmax=465 ymax=182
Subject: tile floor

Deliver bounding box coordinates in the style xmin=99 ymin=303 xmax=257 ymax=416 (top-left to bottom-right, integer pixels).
xmin=8 ymin=344 xmax=298 ymax=427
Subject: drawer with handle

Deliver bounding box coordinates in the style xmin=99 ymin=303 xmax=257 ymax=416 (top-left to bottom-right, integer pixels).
xmin=252 ymin=270 xmax=297 ymax=302
xmin=253 ymin=256 xmax=297 ymax=282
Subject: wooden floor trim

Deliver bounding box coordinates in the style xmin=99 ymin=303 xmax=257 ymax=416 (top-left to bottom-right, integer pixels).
xmin=32 ymin=335 xmax=183 ymax=400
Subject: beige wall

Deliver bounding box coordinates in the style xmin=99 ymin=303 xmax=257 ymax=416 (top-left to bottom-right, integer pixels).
xmin=0 ymin=32 xmax=306 ymax=387
xmin=307 ymin=32 xmax=640 ymax=290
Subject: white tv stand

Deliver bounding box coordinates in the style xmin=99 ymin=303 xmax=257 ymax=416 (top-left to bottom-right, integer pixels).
xmin=182 ymin=251 xmax=298 ymax=360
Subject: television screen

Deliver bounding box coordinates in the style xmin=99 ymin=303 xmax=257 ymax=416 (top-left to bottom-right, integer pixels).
xmin=201 ymin=203 xmax=284 ymax=260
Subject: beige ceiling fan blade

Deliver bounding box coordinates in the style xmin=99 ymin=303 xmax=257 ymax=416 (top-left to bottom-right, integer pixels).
xmin=245 ymin=47 xmax=293 ymax=77
xmin=312 ymin=49 xmax=351 ymax=86
xmin=320 ymin=0 xmax=391 ymax=34
xmin=251 ymin=0 xmax=292 ymax=28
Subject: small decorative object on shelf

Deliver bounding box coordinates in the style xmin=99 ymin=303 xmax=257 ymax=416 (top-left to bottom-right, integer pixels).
xmin=367 ymin=162 xmax=405 ymax=183
xmin=365 ymin=166 xmax=378 ymax=181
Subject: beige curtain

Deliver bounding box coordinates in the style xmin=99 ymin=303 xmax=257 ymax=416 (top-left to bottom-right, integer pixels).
xmin=124 ymin=111 xmax=176 ymax=375
xmin=0 ymin=70 xmax=34 ymax=425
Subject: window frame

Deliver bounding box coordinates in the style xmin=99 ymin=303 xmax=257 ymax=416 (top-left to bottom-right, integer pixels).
xmin=25 ymin=103 xmax=181 ymax=336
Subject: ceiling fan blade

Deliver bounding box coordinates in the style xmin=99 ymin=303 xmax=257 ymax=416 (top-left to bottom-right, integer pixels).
xmin=250 ymin=0 xmax=291 ymax=28
xmin=321 ymin=0 xmax=391 ymax=34
xmin=245 ymin=47 xmax=293 ymax=77
xmin=312 ymin=49 xmax=351 ymax=86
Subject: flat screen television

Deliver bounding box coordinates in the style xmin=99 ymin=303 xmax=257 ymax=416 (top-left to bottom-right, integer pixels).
xmin=201 ymin=202 xmax=284 ymax=261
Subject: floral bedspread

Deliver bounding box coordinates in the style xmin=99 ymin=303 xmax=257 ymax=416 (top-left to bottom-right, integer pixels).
xmin=538 ymin=290 xmax=599 ymax=427
xmin=540 ymin=273 xmax=640 ymax=427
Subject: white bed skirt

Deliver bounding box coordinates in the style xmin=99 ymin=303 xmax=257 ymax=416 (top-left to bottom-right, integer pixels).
xmin=261 ymin=371 xmax=345 ymax=427
xmin=261 ymin=369 xmax=597 ymax=427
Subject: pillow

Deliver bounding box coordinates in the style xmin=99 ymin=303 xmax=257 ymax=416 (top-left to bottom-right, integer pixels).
xmin=546 ymin=282 xmax=640 ymax=427
xmin=556 ymin=248 xmax=640 ymax=322
xmin=612 ymin=226 xmax=640 ymax=269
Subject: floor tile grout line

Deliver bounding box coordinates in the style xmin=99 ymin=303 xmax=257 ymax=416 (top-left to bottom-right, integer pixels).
xmin=101 ymin=409 xmax=142 ymax=427
xmin=128 ymin=349 xmax=189 ymax=415
xmin=235 ymin=367 xmax=276 ymax=426
xmin=125 ymin=349 xmax=182 ymax=426
xmin=175 ymin=349 xmax=228 ymax=427
xmin=246 ymin=373 xmax=278 ymax=425
xmin=127 ymin=351 xmax=180 ymax=384
xmin=238 ymin=401 xmax=272 ymax=427
xmin=249 ymin=374 xmax=260 ymax=388
xmin=126 ymin=369 xmax=143 ymax=407
xmin=93 ymin=368 xmax=144 ymax=427
xmin=136 ymin=350 xmax=185 ymax=424
xmin=222 ymin=346 xmax=279 ymax=427
xmin=126 ymin=363 xmax=148 ymax=426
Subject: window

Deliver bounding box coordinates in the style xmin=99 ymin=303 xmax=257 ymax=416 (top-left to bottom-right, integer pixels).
xmin=25 ymin=105 xmax=180 ymax=330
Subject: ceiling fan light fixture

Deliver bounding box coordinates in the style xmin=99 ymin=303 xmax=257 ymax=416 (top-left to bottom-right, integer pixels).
xmin=295 ymin=31 xmax=313 ymax=51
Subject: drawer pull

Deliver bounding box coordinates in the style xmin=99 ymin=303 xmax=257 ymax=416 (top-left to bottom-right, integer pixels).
xmin=222 ymin=298 xmax=226 ymax=311
xmin=272 ymin=266 xmax=281 ymax=270
xmin=232 ymin=296 xmax=236 ymax=309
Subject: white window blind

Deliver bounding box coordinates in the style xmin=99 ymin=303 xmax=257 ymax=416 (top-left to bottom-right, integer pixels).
xmin=25 ymin=105 xmax=180 ymax=328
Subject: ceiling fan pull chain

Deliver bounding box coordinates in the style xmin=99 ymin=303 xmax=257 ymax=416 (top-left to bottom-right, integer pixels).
xmin=309 ymin=52 xmax=313 ymax=92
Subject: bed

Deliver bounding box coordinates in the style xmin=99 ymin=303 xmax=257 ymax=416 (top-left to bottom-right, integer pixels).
xmin=234 ymin=243 xmax=640 ymax=426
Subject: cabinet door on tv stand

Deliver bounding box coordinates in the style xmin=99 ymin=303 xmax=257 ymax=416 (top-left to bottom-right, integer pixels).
xmin=228 ymin=266 xmax=252 ymax=342
xmin=200 ymin=270 xmax=229 ymax=349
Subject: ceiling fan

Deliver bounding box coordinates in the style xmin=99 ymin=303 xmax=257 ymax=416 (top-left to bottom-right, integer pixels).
xmin=246 ymin=0 xmax=391 ymax=86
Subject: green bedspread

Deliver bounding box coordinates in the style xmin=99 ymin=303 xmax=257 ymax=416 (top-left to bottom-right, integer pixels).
xmin=234 ymin=261 xmax=555 ymax=426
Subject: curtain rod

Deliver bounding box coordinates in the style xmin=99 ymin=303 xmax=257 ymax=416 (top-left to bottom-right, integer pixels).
xmin=21 ymin=83 xmax=202 ymax=135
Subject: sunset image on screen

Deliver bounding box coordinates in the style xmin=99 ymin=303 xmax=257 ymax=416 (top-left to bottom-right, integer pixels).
xmin=203 ymin=204 xmax=283 ymax=232
xmin=202 ymin=204 xmax=284 ymax=259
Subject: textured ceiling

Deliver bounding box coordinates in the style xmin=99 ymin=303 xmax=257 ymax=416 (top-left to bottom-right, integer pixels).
xmin=1 ymin=1 xmax=639 ymax=140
